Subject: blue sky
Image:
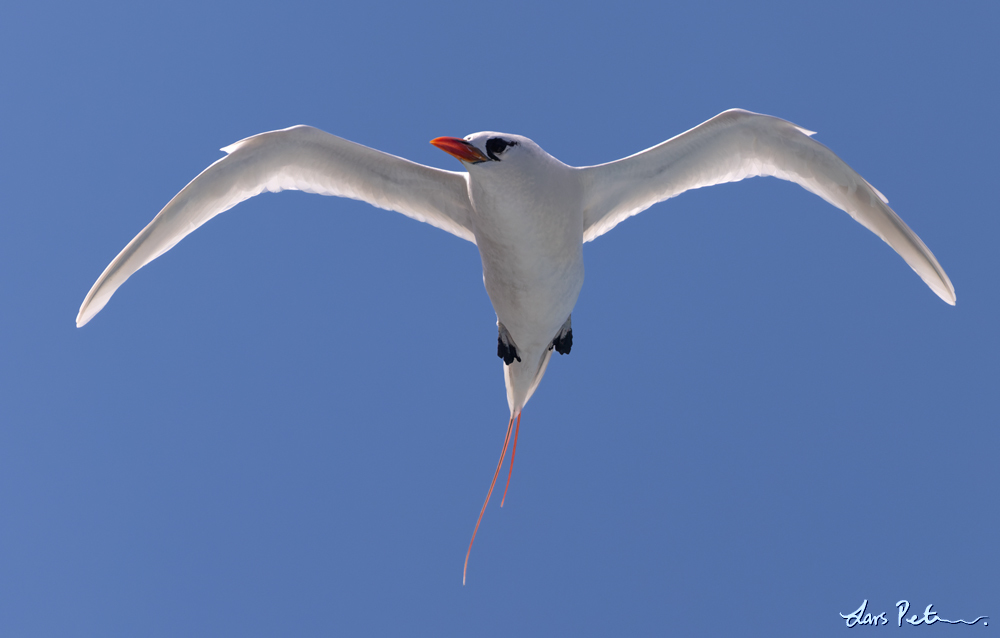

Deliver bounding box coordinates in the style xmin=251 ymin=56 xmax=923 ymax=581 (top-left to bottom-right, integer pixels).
xmin=2 ymin=1 xmax=997 ymax=635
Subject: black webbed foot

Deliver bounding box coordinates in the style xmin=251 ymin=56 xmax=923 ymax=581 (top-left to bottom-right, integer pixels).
xmin=552 ymin=328 xmax=572 ymax=355
xmin=498 ymin=337 xmax=521 ymax=365
xmin=497 ymin=322 xmax=521 ymax=365
xmin=549 ymin=315 xmax=572 ymax=355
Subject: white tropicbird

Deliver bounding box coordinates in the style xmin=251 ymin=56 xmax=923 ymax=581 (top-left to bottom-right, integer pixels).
xmin=76 ymin=109 xmax=955 ymax=582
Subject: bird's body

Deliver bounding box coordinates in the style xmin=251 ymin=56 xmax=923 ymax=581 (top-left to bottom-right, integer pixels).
xmin=76 ymin=109 xmax=955 ymax=582
xmin=463 ymin=134 xmax=585 ymax=412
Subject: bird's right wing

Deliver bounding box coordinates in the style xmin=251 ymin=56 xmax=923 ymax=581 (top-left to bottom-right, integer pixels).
xmin=579 ymin=109 xmax=955 ymax=305
xmin=77 ymin=126 xmax=476 ymax=327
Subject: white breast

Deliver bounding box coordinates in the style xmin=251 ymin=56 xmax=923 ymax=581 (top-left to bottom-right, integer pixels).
xmin=468 ymin=156 xmax=586 ymax=352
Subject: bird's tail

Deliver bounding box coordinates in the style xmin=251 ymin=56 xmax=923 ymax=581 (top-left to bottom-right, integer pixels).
xmin=503 ymin=348 xmax=553 ymax=416
xmin=463 ymin=410 xmax=521 ymax=585
xmin=462 ymin=349 xmax=552 ymax=585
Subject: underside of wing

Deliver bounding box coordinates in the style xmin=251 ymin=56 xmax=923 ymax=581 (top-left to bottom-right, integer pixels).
xmin=579 ymin=109 xmax=955 ymax=305
xmin=77 ymin=126 xmax=476 ymax=326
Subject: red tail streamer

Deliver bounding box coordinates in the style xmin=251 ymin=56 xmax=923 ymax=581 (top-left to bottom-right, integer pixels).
xmin=463 ymin=415 xmax=515 ymax=585
xmin=500 ymin=412 xmax=522 ymax=508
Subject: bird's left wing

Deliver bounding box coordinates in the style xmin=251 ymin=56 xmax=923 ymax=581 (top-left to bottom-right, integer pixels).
xmin=77 ymin=126 xmax=476 ymax=327
xmin=579 ymin=109 xmax=955 ymax=304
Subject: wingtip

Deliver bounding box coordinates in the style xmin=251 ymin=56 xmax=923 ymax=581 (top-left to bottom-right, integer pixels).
xmin=75 ymin=306 xmax=90 ymax=328
xmin=76 ymin=295 xmax=99 ymax=327
xmin=75 ymin=287 xmax=112 ymax=327
xmin=934 ymin=273 xmax=957 ymax=306
xmin=932 ymin=281 xmax=956 ymax=306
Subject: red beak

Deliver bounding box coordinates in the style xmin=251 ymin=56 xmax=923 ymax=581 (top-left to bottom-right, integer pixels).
xmin=430 ymin=137 xmax=490 ymax=164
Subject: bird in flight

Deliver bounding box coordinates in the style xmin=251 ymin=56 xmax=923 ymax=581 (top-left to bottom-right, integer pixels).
xmin=77 ymin=109 xmax=955 ymax=583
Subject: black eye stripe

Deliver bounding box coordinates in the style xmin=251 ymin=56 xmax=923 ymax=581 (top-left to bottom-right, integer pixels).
xmin=485 ymin=138 xmax=517 ymax=161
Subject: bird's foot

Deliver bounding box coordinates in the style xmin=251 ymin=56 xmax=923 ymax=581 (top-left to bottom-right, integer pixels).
xmin=497 ymin=322 xmax=521 ymax=365
xmin=550 ymin=315 xmax=572 ymax=355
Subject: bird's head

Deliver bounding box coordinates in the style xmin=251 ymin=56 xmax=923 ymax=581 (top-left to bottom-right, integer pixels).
xmin=430 ymin=132 xmax=543 ymax=169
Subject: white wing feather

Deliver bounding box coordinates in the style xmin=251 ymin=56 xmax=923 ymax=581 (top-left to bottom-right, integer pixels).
xmin=580 ymin=109 xmax=955 ymax=305
xmin=77 ymin=126 xmax=476 ymax=326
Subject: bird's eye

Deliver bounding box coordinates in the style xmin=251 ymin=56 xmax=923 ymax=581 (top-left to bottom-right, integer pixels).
xmin=486 ymin=138 xmax=517 ymax=161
